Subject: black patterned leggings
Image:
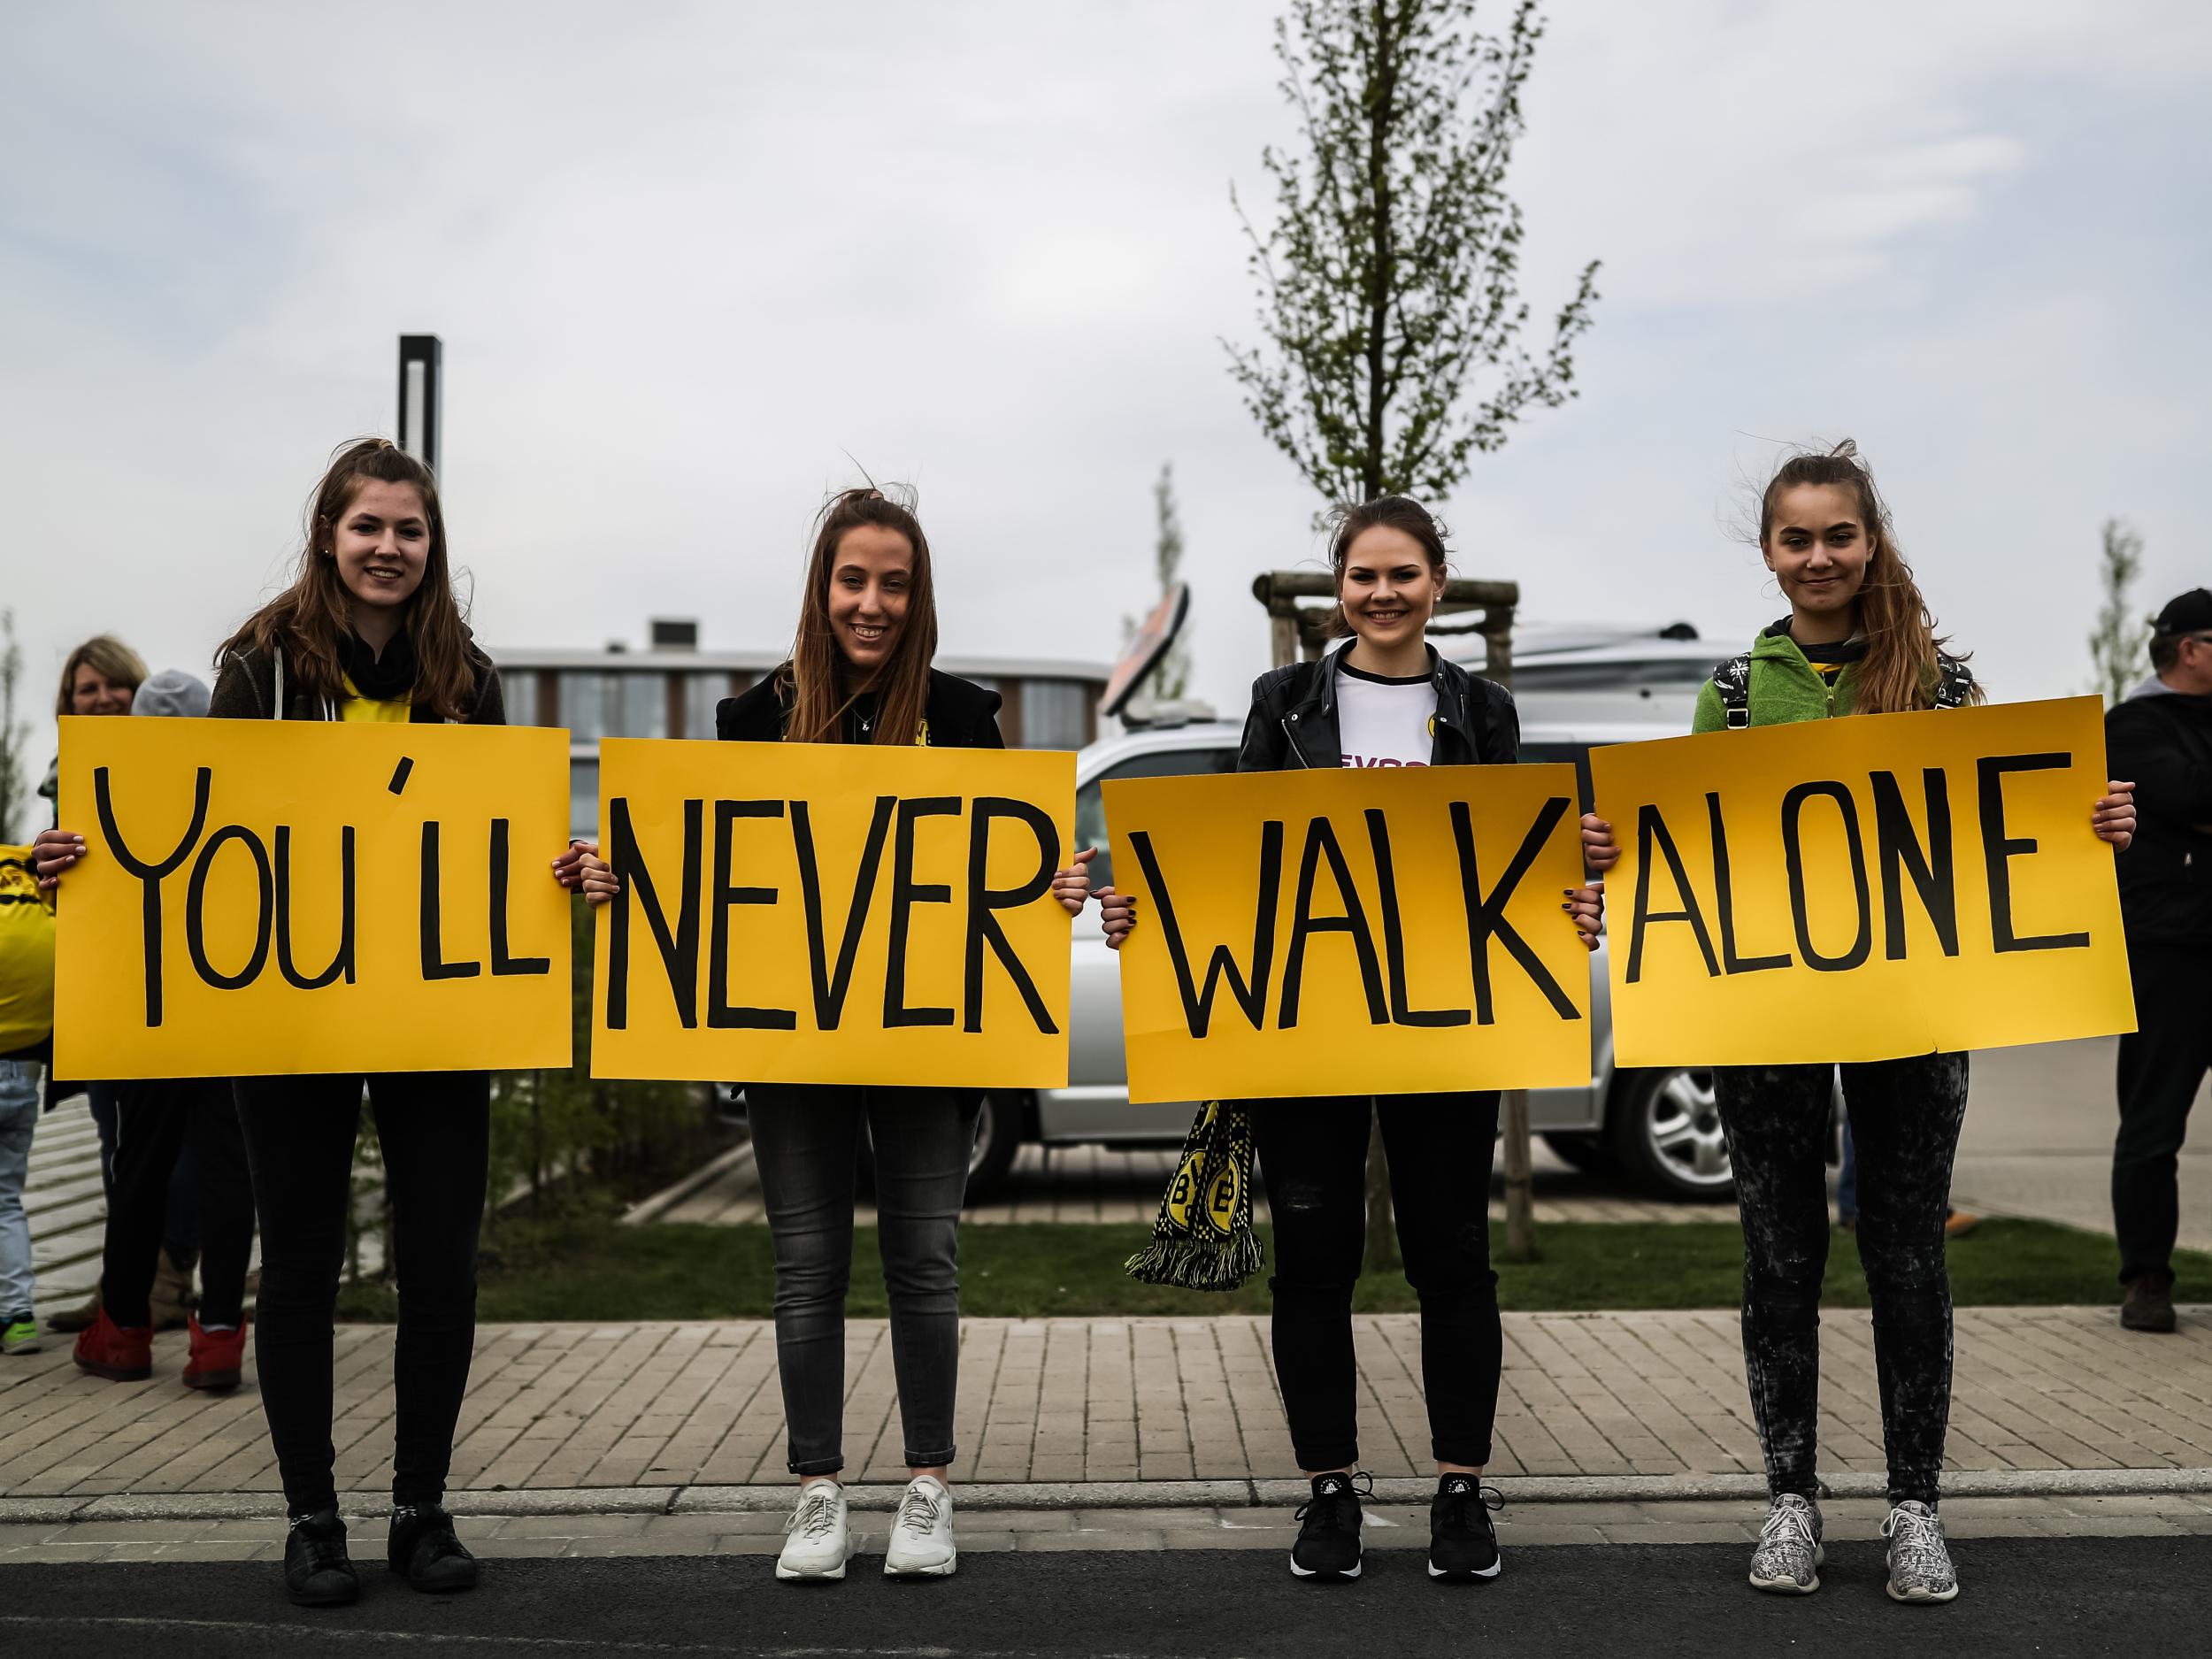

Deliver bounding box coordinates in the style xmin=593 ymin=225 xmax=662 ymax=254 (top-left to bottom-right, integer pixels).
xmin=1714 ymin=1054 xmax=1968 ymax=1509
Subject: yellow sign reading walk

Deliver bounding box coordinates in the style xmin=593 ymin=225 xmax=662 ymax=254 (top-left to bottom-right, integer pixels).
xmin=590 ymin=740 xmax=1077 ymax=1087
xmin=1590 ymin=696 xmax=2133 ymax=1067
xmin=53 ymin=717 xmax=574 ymax=1079
xmin=1103 ymin=764 xmax=1591 ymax=1103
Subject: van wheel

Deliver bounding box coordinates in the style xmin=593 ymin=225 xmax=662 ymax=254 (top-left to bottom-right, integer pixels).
xmin=1607 ymin=1068 xmax=1735 ymax=1201
xmin=962 ymin=1092 xmax=1025 ymax=1207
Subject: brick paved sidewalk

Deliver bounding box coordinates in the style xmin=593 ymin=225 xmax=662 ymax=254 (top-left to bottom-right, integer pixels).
xmin=5 ymin=1308 xmax=2208 ymax=1505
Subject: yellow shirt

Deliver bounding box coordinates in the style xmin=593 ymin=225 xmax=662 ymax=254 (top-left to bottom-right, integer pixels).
xmin=338 ymin=672 xmax=412 ymax=724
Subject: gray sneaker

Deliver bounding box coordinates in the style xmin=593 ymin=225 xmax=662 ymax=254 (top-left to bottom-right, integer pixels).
xmin=1882 ymin=1501 xmax=1958 ymax=1604
xmin=1748 ymin=1493 xmax=1824 ymax=1594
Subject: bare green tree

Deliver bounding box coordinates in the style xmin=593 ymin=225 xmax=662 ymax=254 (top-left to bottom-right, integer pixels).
xmin=2089 ymin=518 xmax=2150 ymax=707
xmin=0 ymin=610 xmax=29 ymax=842
xmin=1225 ymin=0 xmax=1599 ymax=505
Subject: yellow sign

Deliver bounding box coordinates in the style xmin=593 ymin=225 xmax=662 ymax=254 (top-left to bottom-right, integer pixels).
xmin=53 ymin=717 xmax=574 ymax=1079
xmin=591 ymin=740 xmax=1077 ymax=1087
xmin=1590 ymin=696 xmax=2133 ymax=1067
xmin=1103 ymin=764 xmax=1591 ymax=1103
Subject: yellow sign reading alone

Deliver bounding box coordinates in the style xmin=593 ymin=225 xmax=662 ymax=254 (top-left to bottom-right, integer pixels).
xmin=54 ymin=717 xmax=574 ymax=1079
xmin=590 ymin=740 xmax=1077 ymax=1087
xmin=1104 ymin=764 xmax=1591 ymax=1103
xmin=1590 ymin=695 xmax=2133 ymax=1068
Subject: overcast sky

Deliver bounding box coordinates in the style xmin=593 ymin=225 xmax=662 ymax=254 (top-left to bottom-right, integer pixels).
xmin=5 ymin=0 xmax=2208 ymax=803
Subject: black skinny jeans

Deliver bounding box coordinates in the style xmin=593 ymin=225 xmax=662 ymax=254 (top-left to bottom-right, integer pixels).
xmin=2113 ymin=941 xmax=2212 ymax=1285
xmin=233 ymin=1071 xmax=489 ymax=1516
xmin=104 ymin=1079 xmax=253 ymax=1329
xmin=1715 ymin=1054 xmax=1968 ymax=1509
xmin=1254 ymin=1091 xmax=1502 ymax=1472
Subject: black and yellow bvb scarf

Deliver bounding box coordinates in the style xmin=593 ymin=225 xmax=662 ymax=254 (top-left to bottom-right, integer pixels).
xmin=1123 ymin=1101 xmax=1263 ymax=1291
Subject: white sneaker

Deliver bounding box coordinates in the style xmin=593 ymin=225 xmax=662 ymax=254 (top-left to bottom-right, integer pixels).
xmin=883 ymin=1475 xmax=957 ymax=1578
xmin=776 ymin=1481 xmax=855 ymax=1582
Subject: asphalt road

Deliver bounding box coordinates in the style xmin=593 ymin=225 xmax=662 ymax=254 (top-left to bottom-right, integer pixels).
xmin=4 ymin=1536 xmax=2206 ymax=1657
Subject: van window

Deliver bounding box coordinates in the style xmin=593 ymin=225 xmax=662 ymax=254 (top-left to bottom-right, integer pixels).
xmin=1074 ymin=747 xmax=1237 ymax=890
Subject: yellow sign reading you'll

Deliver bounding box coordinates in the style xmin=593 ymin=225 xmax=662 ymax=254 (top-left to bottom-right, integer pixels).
xmin=54 ymin=717 xmax=574 ymax=1079
xmin=1104 ymin=764 xmax=1591 ymax=1103
xmin=590 ymin=741 xmax=1077 ymax=1087
xmin=1590 ymin=695 xmax=2133 ymax=1068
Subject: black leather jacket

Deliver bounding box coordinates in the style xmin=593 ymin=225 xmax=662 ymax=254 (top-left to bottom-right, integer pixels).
xmin=717 ymin=665 xmax=1005 ymax=749
xmin=1233 ymin=646 xmax=1519 ymax=772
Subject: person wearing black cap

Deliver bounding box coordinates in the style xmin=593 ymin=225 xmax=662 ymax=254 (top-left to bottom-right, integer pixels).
xmin=2107 ymin=588 xmax=2212 ymax=1332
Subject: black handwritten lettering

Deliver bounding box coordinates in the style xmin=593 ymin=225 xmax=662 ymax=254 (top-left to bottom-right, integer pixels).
xmin=963 ymin=797 xmax=1060 ymax=1035
xmin=792 ymin=796 xmax=895 ymax=1032
xmin=706 ymin=800 xmax=795 ymax=1029
xmin=1781 ymin=781 xmax=1872 ymax=972
xmin=274 ymin=826 xmax=355 ymax=989
xmin=1364 ymin=808 xmax=1469 ymax=1026
xmin=488 ymin=818 xmax=551 ymax=978
xmin=418 ymin=822 xmax=482 ymax=981
xmin=95 ymin=764 xmax=211 ymax=1027
xmin=1128 ymin=823 xmax=1282 ymax=1040
xmin=1452 ymin=796 xmax=1579 ymax=1022
xmin=1625 ymin=803 xmax=1719 ymax=984
xmin=1279 ymin=817 xmax=1386 ymax=1030
xmin=606 ymin=796 xmax=703 ymax=1028
xmin=1708 ymin=792 xmax=1787 ymax=974
xmin=884 ymin=796 xmax=958 ymax=1028
xmin=1871 ymin=769 xmax=1959 ymax=958
xmin=1978 ymin=753 xmax=2089 ymax=953
xmin=185 ymin=826 xmax=273 ymax=990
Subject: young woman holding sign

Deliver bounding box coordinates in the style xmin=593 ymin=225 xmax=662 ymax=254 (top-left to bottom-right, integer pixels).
xmin=1099 ymin=496 xmax=1609 ymax=1585
xmin=577 ymin=486 xmax=1093 ymax=1584
xmin=1586 ymin=442 xmax=2134 ymax=1606
xmin=40 ymin=438 xmax=593 ymax=1608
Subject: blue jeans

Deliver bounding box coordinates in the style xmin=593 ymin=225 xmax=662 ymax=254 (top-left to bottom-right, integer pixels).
xmin=0 ymin=1059 xmax=42 ymax=1320
xmin=746 ymin=1084 xmax=979 ymax=1477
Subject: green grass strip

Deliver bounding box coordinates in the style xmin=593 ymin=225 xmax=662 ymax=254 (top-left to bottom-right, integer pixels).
xmin=334 ymin=1216 xmax=2201 ymax=1324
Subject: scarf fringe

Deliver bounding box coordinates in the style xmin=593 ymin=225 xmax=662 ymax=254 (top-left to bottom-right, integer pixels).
xmin=1122 ymin=1231 xmax=1263 ymax=1293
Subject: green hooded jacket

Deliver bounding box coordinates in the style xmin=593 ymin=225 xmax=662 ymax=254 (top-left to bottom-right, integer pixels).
xmin=1691 ymin=627 xmax=1860 ymax=733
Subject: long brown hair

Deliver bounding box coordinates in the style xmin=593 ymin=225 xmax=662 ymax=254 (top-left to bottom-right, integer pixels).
xmin=217 ymin=438 xmax=478 ymax=720
xmin=55 ymin=635 xmax=148 ymax=717
xmin=784 ymin=486 xmax=939 ymax=744
xmin=1756 ymin=442 xmax=1975 ymax=715
xmin=1322 ymin=495 xmax=1450 ymax=639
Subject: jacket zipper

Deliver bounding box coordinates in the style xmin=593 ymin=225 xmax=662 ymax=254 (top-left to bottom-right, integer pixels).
xmin=1279 ymin=716 xmax=1312 ymax=769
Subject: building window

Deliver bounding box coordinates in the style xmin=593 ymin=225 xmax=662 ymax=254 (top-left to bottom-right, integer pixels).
xmin=499 ymin=669 xmax=542 ymax=726
xmin=1020 ymin=678 xmax=1090 ymax=750
xmin=616 ymin=672 xmax=666 ymax=739
xmin=558 ymin=672 xmax=611 ymax=741
xmin=684 ymin=672 xmax=731 ymax=741
xmin=568 ymin=756 xmax=601 ymax=840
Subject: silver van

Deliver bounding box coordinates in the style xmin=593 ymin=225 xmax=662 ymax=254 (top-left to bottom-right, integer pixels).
xmin=960 ymin=631 xmax=1740 ymax=1204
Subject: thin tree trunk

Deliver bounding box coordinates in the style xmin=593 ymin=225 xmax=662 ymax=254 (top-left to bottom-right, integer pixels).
xmin=1362 ymin=0 xmax=1398 ymax=502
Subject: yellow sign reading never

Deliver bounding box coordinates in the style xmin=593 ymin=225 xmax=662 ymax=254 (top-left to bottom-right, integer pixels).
xmin=591 ymin=741 xmax=1077 ymax=1087
xmin=1104 ymin=764 xmax=1590 ymax=1103
xmin=54 ymin=716 xmax=573 ymax=1079
xmin=1590 ymin=696 xmax=2133 ymax=1068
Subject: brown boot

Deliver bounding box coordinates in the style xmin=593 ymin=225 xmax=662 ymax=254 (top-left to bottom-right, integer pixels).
xmin=149 ymin=1249 xmax=198 ymax=1333
xmin=45 ymin=1281 xmax=103 ymax=1334
xmin=2122 ymin=1274 xmax=2177 ymax=1333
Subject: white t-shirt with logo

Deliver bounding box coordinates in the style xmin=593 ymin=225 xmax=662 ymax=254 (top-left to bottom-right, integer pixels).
xmin=1336 ymin=658 xmax=1437 ymax=768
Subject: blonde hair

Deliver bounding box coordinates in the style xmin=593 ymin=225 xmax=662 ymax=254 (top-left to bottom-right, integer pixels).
xmin=56 ymin=635 xmax=148 ymax=717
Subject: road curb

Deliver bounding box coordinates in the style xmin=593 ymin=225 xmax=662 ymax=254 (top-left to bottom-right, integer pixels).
xmin=621 ymin=1138 xmax=754 ymax=1225
xmin=10 ymin=1465 xmax=2211 ymax=1527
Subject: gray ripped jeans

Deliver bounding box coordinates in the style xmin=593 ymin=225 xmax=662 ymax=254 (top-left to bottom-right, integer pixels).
xmin=1715 ymin=1054 xmax=1969 ymax=1509
xmin=745 ymin=1084 xmax=980 ymax=1477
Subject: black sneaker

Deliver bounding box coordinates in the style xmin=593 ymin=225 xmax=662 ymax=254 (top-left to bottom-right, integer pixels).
xmin=1428 ymin=1475 xmax=1503 ymax=1580
xmin=388 ymin=1502 xmax=480 ymax=1594
xmin=284 ymin=1508 xmax=359 ymax=1607
xmin=1291 ymin=1471 xmax=1370 ymax=1580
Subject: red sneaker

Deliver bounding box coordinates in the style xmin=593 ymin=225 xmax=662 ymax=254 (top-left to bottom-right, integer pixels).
xmin=73 ymin=1307 xmax=152 ymax=1382
xmin=183 ymin=1314 xmax=248 ymax=1391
